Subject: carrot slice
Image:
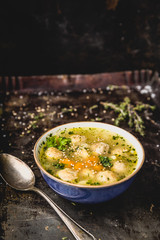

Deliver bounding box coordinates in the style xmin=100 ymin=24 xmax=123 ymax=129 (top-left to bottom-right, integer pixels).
xmin=93 ymin=164 xmax=104 ymax=172
xmin=86 ymin=156 xmax=99 ymax=164
xmin=59 ymin=158 xmax=74 ymax=168
xmin=84 ymin=155 xmax=99 ymax=167
xmin=74 ymin=162 xmax=84 ymax=170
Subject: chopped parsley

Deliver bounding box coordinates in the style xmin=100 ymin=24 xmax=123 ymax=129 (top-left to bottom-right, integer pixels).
xmin=57 ymin=137 xmax=71 ymax=151
xmin=46 ymin=169 xmax=53 ymax=174
xmin=112 ymin=135 xmax=119 ymax=140
xmin=68 ymin=131 xmax=74 ymax=135
xmin=45 ymin=136 xmax=71 ymax=151
xmin=87 ymin=180 xmax=100 ymax=185
xmin=53 ymin=161 xmax=65 ymax=169
xmin=45 ymin=136 xmax=57 ymax=148
xmin=99 ymin=156 xmax=113 ymax=168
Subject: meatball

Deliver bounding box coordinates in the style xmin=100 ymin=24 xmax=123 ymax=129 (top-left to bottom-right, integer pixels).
xmin=70 ymin=135 xmax=86 ymax=145
xmin=78 ymin=169 xmax=94 ymax=180
xmin=112 ymin=161 xmax=126 ymax=174
xmin=77 ymin=180 xmax=88 ymax=185
xmin=95 ymin=170 xmax=117 ymax=184
xmin=45 ymin=147 xmax=63 ymax=161
xmin=90 ymin=142 xmax=109 ymax=155
xmin=57 ymin=168 xmax=78 ymax=182
xmin=74 ymin=147 xmax=89 ymax=160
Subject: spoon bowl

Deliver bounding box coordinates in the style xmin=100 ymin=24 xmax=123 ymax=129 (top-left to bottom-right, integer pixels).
xmin=0 ymin=153 xmax=35 ymax=190
xmin=0 ymin=153 xmax=96 ymax=240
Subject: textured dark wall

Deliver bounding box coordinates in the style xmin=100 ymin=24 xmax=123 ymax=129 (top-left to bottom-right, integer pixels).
xmin=0 ymin=0 xmax=160 ymax=75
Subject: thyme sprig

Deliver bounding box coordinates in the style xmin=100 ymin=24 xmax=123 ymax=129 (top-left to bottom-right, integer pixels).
xmin=101 ymin=97 xmax=156 ymax=136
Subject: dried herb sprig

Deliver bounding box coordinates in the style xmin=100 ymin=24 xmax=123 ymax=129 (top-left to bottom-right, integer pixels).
xmin=101 ymin=97 xmax=156 ymax=136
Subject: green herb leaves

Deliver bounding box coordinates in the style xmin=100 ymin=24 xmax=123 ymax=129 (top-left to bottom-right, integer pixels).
xmin=46 ymin=136 xmax=57 ymax=148
xmin=101 ymin=97 xmax=156 ymax=136
xmin=99 ymin=156 xmax=113 ymax=168
xmin=53 ymin=161 xmax=65 ymax=169
xmin=58 ymin=137 xmax=71 ymax=151
xmin=45 ymin=136 xmax=71 ymax=151
xmin=86 ymin=180 xmax=100 ymax=185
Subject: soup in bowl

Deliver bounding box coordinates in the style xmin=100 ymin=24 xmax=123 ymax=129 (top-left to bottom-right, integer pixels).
xmin=34 ymin=122 xmax=145 ymax=204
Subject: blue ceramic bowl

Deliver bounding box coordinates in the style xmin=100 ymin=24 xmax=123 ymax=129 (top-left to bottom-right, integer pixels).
xmin=34 ymin=122 xmax=145 ymax=204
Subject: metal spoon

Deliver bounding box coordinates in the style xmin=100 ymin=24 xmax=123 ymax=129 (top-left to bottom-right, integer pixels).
xmin=0 ymin=153 xmax=97 ymax=240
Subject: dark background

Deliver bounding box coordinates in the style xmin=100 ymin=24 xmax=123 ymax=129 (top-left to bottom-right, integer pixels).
xmin=0 ymin=0 xmax=160 ymax=76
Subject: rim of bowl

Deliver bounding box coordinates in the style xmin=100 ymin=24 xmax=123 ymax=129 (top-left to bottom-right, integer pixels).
xmin=34 ymin=121 xmax=145 ymax=189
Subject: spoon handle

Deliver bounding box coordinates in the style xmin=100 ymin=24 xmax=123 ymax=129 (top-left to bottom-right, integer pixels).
xmin=32 ymin=186 xmax=97 ymax=240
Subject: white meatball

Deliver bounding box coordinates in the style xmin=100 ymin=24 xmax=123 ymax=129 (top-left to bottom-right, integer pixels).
xmin=57 ymin=168 xmax=78 ymax=182
xmin=45 ymin=147 xmax=63 ymax=161
xmin=81 ymin=143 xmax=89 ymax=149
xmin=95 ymin=170 xmax=117 ymax=184
xmin=90 ymin=142 xmax=109 ymax=155
xmin=78 ymin=169 xmax=94 ymax=180
xmin=74 ymin=148 xmax=89 ymax=159
xmin=112 ymin=161 xmax=126 ymax=174
xmin=78 ymin=180 xmax=88 ymax=185
xmin=70 ymin=135 xmax=86 ymax=145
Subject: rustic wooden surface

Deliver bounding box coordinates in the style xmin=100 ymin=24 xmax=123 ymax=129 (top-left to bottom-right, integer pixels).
xmin=0 ymin=75 xmax=160 ymax=240
xmin=0 ymin=70 xmax=153 ymax=92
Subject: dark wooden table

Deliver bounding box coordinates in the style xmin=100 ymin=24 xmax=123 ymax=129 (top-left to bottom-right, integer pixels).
xmin=0 ymin=71 xmax=160 ymax=240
